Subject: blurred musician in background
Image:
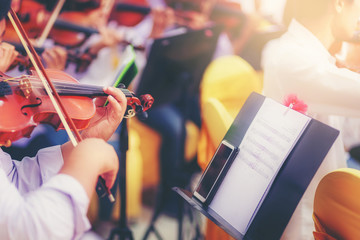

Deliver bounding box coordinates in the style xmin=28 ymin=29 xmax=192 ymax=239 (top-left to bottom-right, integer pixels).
xmin=133 ymin=0 xmax=234 ymax=218
xmin=262 ymin=0 xmax=360 ymax=239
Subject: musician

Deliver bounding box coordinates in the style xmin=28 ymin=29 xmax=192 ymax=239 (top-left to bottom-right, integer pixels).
xmin=261 ymin=0 xmax=360 ymax=239
xmin=131 ymin=1 xmax=234 ymax=223
xmin=0 ymin=0 xmax=128 ymax=238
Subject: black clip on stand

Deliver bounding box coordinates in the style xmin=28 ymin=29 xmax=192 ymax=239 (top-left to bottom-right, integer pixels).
xmin=108 ymin=102 xmax=149 ymax=240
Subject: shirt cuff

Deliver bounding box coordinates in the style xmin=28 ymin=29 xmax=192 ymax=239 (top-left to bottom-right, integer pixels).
xmin=43 ymin=174 xmax=91 ymax=238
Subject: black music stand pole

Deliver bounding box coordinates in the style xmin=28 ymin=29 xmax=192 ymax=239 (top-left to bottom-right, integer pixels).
xmin=109 ymin=118 xmax=134 ymax=240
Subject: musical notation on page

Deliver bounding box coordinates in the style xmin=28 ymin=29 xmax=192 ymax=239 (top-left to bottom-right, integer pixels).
xmin=208 ymin=98 xmax=311 ymax=235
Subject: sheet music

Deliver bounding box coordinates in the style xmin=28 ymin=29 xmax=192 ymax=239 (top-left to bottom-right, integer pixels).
xmin=209 ymin=98 xmax=311 ymax=235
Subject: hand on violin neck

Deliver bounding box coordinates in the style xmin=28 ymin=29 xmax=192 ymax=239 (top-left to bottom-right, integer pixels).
xmin=150 ymin=7 xmax=176 ymax=38
xmin=0 ymin=42 xmax=19 ymax=72
xmin=86 ymin=27 xmax=123 ymax=56
xmin=80 ymin=86 xmax=127 ymax=141
xmin=41 ymin=46 xmax=68 ymax=71
xmin=99 ymin=27 xmax=123 ymax=46
xmin=87 ymin=8 xmax=109 ymax=29
xmin=60 ymin=138 xmax=119 ymax=200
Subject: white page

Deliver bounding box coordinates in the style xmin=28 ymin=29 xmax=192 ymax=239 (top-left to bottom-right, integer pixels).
xmin=208 ymin=98 xmax=311 ymax=235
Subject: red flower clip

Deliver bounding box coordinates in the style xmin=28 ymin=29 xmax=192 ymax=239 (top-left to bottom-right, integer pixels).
xmin=283 ymin=94 xmax=308 ymax=114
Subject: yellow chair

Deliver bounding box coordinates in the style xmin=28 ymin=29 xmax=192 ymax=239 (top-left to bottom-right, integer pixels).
xmin=198 ymin=54 xmax=262 ymax=170
xmin=128 ymin=118 xmax=199 ymax=191
xmin=313 ymin=168 xmax=360 ymax=240
xmin=198 ymin=55 xmax=262 ymax=239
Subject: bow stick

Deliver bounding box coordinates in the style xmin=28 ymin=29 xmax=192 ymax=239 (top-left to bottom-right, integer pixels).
xmin=7 ymin=8 xmax=115 ymax=202
xmin=35 ymin=0 xmax=66 ymax=47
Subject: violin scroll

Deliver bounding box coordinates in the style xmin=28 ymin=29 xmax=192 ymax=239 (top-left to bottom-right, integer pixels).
xmin=119 ymin=83 xmax=153 ymax=118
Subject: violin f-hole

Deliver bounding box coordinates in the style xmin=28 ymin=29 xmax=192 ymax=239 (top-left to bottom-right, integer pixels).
xmin=21 ymin=97 xmax=42 ymax=116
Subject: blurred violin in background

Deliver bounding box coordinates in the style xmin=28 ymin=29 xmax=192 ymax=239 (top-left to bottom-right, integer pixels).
xmin=109 ymin=0 xmax=150 ymax=27
xmin=50 ymin=11 xmax=100 ymax=48
xmin=6 ymin=41 xmax=96 ymax=73
xmin=3 ymin=0 xmax=49 ymax=42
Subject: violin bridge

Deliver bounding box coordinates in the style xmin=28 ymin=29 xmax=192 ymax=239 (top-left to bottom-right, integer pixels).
xmin=19 ymin=77 xmax=33 ymax=99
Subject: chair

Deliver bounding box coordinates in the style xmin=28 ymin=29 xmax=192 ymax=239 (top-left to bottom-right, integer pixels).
xmin=198 ymin=54 xmax=262 ymax=170
xmin=313 ymin=168 xmax=360 ymax=240
xmin=198 ymin=55 xmax=262 ymax=239
xmin=128 ymin=118 xmax=199 ymax=191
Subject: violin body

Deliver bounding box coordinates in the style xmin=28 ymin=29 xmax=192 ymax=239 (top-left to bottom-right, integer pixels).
xmin=0 ymin=69 xmax=153 ymax=146
xmin=109 ymin=0 xmax=150 ymax=27
xmin=50 ymin=11 xmax=97 ymax=48
xmin=0 ymin=70 xmax=96 ymax=146
xmin=4 ymin=0 xmax=49 ymax=42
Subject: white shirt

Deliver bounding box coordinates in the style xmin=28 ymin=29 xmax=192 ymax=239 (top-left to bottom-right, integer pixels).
xmin=0 ymin=146 xmax=90 ymax=240
xmin=235 ymin=0 xmax=287 ymax=24
xmin=262 ymin=19 xmax=360 ymax=240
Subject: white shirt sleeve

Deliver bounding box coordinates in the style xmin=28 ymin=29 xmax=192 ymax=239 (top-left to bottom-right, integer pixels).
xmin=0 ymin=147 xmax=91 ymax=240
xmin=262 ymin=21 xmax=360 ymax=117
xmin=1 ymin=146 xmax=64 ymax=194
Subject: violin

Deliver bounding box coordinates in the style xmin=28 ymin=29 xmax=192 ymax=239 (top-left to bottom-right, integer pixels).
xmin=50 ymin=11 xmax=100 ymax=48
xmin=0 ymin=69 xmax=153 ymax=147
xmin=109 ymin=0 xmax=150 ymax=27
xmin=6 ymin=0 xmax=99 ymax=48
xmin=5 ymin=6 xmax=144 ymax=202
xmin=50 ymin=15 xmax=145 ymax=50
xmin=48 ymin=0 xmax=113 ymax=48
xmin=7 ymin=41 xmax=96 ymax=73
xmin=4 ymin=0 xmax=49 ymax=42
xmin=111 ymin=0 xmax=245 ymax=29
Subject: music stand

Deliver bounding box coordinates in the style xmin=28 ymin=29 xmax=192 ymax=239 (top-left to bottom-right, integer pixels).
xmin=174 ymin=92 xmax=340 ymax=240
xmin=135 ymin=24 xmax=223 ymax=107
xmin=137 ymin=25 xmax=223 ymax=240
xmin=107 ymin=46 xmax=137 ymax=240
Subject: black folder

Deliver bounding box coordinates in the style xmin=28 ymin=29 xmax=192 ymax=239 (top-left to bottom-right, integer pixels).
xmin=174 ymin=92 xmax=339 ymax=240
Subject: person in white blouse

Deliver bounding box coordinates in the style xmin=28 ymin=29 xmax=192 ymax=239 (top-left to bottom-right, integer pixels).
xmin=261 ymin=0 xmax=360 ymax=239
xmin=0 ymin=1 xmax=128 ymax=239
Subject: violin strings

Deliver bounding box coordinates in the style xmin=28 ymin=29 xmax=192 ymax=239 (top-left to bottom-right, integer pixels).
xmin=1 ymin=76 xmax=18 ymax=82
xmin=5 ymin=76 xmax=133 ymax=97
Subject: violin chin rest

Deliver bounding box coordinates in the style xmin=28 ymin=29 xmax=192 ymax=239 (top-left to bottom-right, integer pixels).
xmin=0 ymin=81 xmax=12 ymax=97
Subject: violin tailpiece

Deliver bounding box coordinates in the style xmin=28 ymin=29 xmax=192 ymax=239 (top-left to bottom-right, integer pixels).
xmin=0 ymin=82 xmax=12 ymax=97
